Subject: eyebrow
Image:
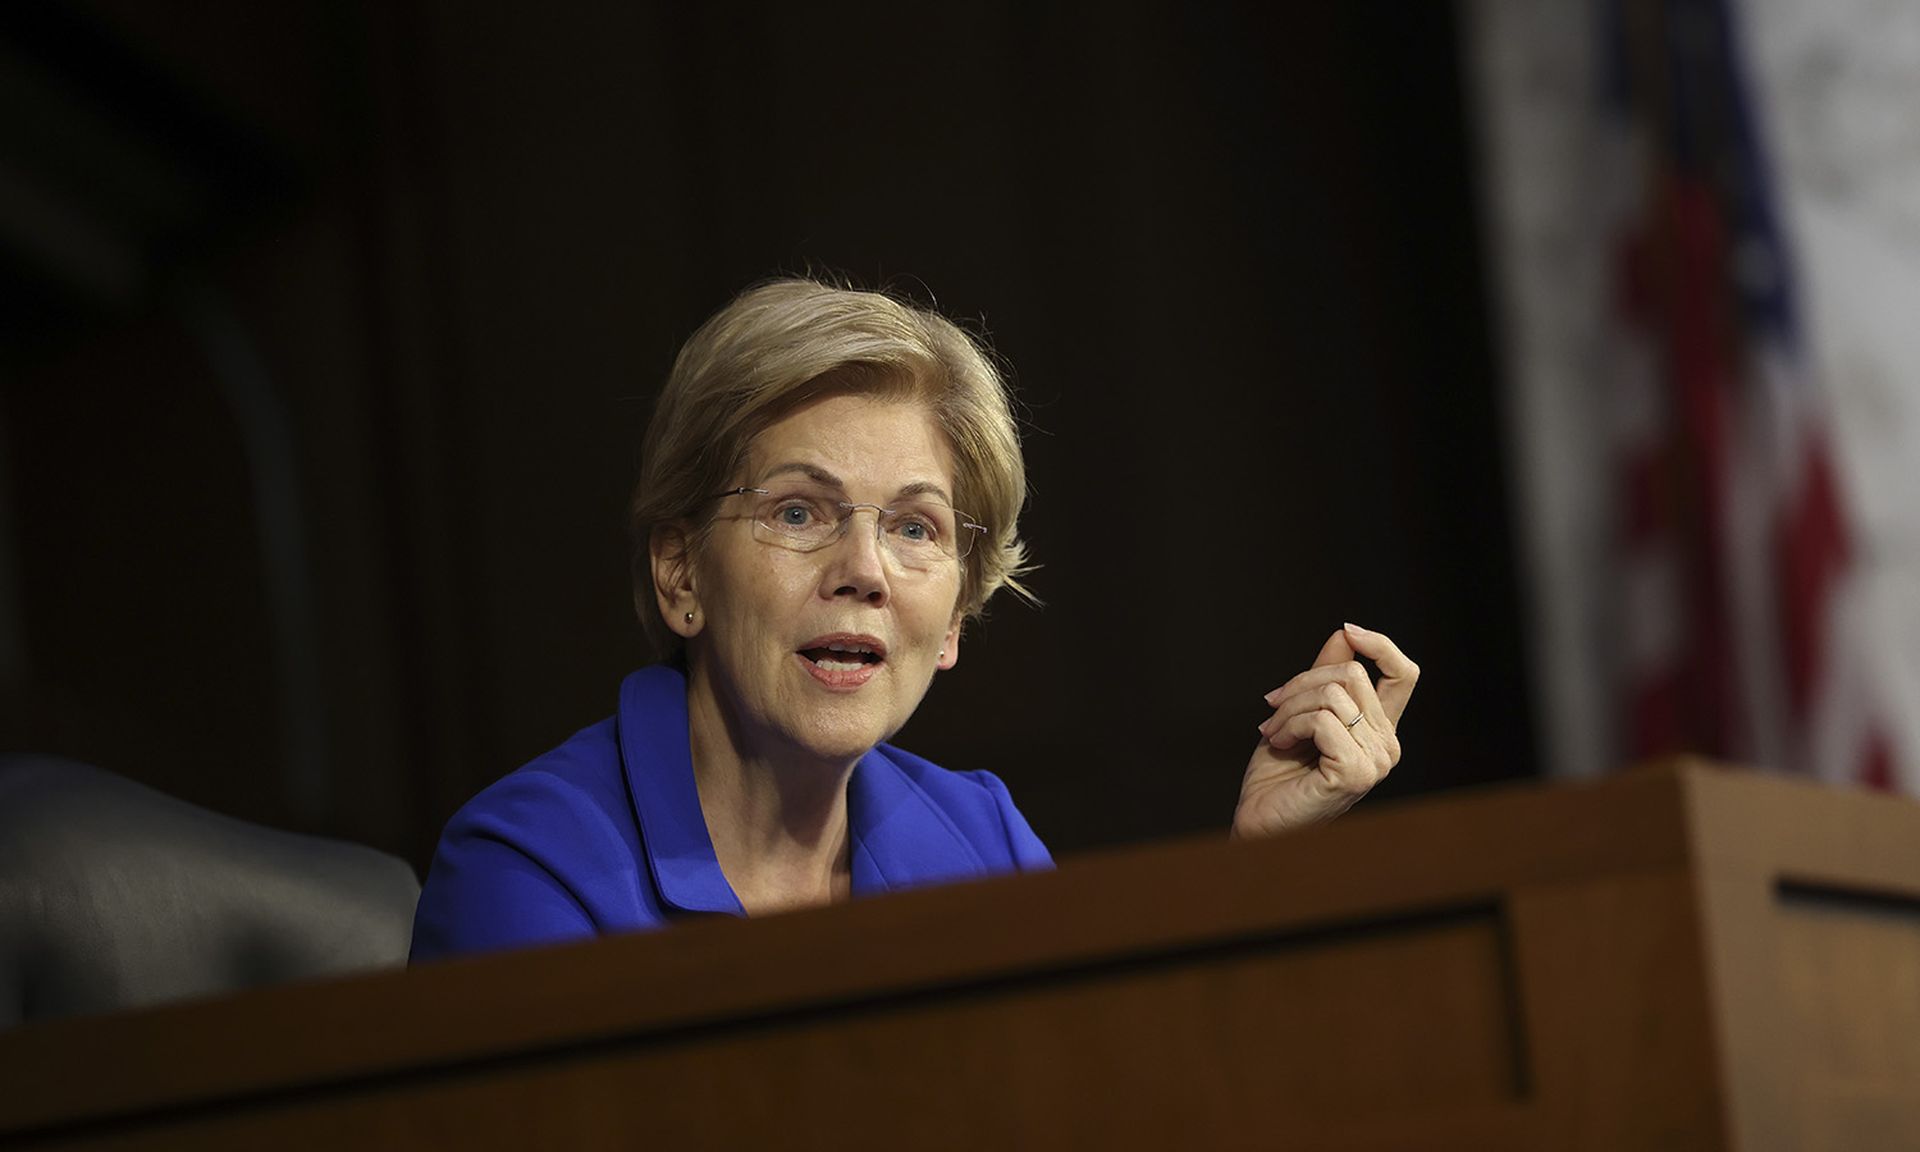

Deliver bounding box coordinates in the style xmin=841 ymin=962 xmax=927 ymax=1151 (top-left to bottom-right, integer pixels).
xmin=760 ymin=461 xmax=955 ymax=506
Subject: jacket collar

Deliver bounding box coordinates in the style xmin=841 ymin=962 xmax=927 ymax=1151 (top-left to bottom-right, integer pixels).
xmin=616 ymin=665 xmax=983 ymax=916
xmin=848 ymin=746 xmax=988 ymax=893
xmin=617 ymin=666 xmax=743 ymax=916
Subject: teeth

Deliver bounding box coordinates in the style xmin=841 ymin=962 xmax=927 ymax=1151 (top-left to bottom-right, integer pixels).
xmin=816 ymin=659 xmax=867 ymax=672
xmin=826 ymin=642 xmax=873 ymax=654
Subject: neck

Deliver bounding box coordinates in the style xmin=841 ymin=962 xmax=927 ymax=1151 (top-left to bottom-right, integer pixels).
xmin=684 ymin=662 xmax=855 ymax=916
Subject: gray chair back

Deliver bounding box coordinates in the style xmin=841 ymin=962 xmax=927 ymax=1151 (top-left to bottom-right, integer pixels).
xmin=0 ymin=756 xmax=419 ymax=1029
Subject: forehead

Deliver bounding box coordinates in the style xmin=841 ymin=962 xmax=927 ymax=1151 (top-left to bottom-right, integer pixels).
xmin=748 ymin=393 xmax=955 ymax=490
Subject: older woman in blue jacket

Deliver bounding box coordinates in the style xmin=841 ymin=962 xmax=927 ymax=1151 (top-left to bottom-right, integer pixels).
xmin=411 ymin=279 xmax=1419 ymax=960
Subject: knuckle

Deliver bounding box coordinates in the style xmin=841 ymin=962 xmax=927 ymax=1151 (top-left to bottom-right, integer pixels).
xmin=1344 ymin=660 xmax=1368 ymax=684
xmin=1404 ymin=660 xmax=1421 ymax=682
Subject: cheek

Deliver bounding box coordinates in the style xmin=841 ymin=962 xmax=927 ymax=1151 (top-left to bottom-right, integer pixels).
xmin=704 ymin=545 xmax=808 ymax=618
xmin=907 ymin=584 xmax=964 ymax=649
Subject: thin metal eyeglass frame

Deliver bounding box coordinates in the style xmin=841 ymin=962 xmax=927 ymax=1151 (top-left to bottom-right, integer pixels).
xmin=707 ymin=486 xmax=985 ymax=562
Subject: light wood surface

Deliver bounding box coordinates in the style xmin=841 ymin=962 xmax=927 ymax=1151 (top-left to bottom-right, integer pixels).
xmin=3 ymin=762 xmax=1916 ymax=1150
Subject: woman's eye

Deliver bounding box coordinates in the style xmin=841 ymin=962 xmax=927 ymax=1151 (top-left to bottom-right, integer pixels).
xmin=776 ymin=504 xmax=814 ymax=527
xmin=896 ymin=519 xmax=934 ymax=543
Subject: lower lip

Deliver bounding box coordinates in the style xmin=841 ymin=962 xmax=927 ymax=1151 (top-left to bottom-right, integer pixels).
xmin=795 ymin=652 xmax=881 ymax=690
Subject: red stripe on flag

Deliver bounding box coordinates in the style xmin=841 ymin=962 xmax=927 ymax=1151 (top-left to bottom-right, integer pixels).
xmin=1774 ymin=439 xmax=1849 ymax=719
xmin=1665 ymin=177 xmax=1742 ymax=757
xmin=1629 ymin=667 xmax=1684 ymax=762
xmin=1862 ymin=731 xmax=1895 ymax=792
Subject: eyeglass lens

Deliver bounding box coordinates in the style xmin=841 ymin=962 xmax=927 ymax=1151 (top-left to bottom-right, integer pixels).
xmin=749 ymin=483 xmax=974 ymax=564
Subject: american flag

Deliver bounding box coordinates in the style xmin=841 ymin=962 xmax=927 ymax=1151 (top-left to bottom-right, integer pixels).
xmin=1602 ymin=0 xmax=1894 ymax=787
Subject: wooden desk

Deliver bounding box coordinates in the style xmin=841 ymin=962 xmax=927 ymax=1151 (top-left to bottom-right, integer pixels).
xmin=3 ymin=763 xmax=1918 ymax=1150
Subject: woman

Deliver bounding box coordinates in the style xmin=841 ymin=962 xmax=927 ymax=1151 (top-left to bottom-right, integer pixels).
xmin=410 ymin=279 xmax=1417 ymax=960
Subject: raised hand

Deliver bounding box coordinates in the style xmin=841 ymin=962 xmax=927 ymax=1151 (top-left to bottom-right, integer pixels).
xmin=1231 ymin=622 xmax=1419 ymax=839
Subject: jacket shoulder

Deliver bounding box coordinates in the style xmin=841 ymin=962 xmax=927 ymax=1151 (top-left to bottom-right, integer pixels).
xmin=456 ymin=718 xmax=627 ymax=833
xmin=411 ymin=718 xmax=644 ymax=961
xmin=871 ymin=744 xmax=1053 ymax=871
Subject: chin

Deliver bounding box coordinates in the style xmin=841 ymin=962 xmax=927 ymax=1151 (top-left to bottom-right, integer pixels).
xmin=787 ymin=706 xmax=895 ymax=764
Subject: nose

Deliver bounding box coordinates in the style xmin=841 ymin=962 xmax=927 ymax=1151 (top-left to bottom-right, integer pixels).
xmin=817 ymin=506 xmax=891 ymax=605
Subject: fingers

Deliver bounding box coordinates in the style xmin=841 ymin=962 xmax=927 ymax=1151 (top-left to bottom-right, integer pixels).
xmin=1258 ymin=682 xmax=1362 ymax=748
xmin=1340 ymin=622 xmax=1420 ymax=726
xmin=1258 ymin=679 xmax=1402 ymax=765
xmin=1262 ymin=625 xmax=1420 ymax=730
xmin=1263 ymin=659 xmax=1389 ymax=736
xmin=1265 ymin=709 xmax=1393 ymax=797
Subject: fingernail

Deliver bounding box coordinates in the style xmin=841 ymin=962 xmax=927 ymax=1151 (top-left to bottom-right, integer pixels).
xmin=1344 ymin=621 xmax=1369 ymax=636
xmin=1263 ymin=688 xmax=1282 ymax=706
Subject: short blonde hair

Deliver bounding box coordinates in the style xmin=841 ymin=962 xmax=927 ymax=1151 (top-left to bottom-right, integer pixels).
xmin=629 ymin=278 xmax=1035 ymax=660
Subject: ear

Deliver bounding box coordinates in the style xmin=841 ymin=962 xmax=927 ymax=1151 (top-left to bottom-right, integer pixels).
xmin=936 ymin=612 xmax=962 ymax=671
xmin=650 ymin=522 xmax=702 ymax=639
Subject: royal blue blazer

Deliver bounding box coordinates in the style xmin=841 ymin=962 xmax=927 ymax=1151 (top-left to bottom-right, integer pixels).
xmin=410 ymin=665 xmax=1053 ymax=962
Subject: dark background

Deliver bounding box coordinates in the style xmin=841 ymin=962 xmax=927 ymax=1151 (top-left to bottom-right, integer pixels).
xmin=0 ymin=1 xmax=1537 ymax=871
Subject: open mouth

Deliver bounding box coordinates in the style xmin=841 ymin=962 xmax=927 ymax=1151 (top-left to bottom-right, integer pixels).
xmin=797 ymin=637 xmax=885 ymax=672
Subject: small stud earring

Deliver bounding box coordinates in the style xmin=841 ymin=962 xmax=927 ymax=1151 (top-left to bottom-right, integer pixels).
xmin=684 ymin=612 xmax=695 ymax=625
